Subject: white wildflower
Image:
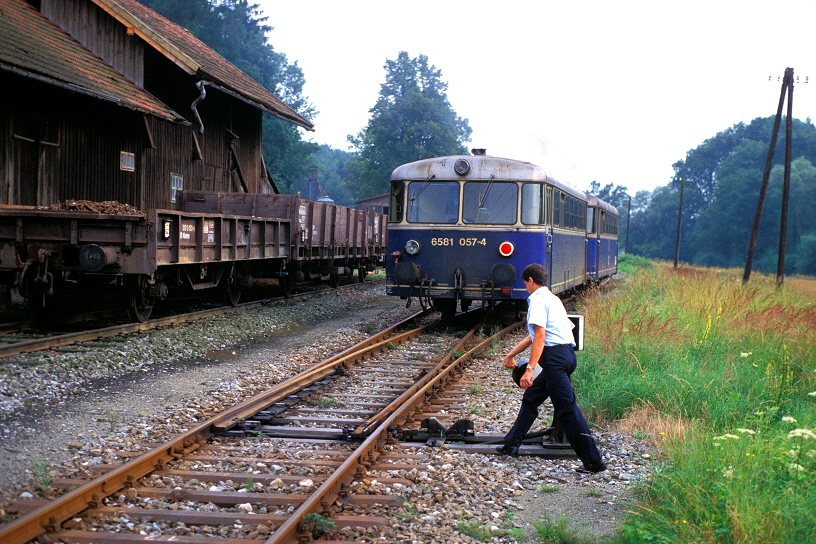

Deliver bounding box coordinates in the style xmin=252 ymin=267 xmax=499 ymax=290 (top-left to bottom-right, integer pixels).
xmin=740 ymin=352 xmax=752 ymax=358
xmin=788 ymin=463 xmax=805 ymax=473
xmin=782 ymin=416 xmax=797 ymax=423
xmin=787 ymin=429 xmax=816 ymax=440
xmin=736 ymin=428 xmax=755 ymax=435
xmin=722 ymin=466 xmax=734 ymax=479
xmin=714 ymin=434 xmax=740 ymax=440
xmin=808 ymin=391 xmax=816 ymax=397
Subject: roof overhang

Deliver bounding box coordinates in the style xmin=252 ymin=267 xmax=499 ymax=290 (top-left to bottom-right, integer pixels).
xmin=90 ymin=0 xmax=199 ymax=75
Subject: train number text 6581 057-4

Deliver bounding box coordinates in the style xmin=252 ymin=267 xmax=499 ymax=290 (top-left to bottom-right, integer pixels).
xmin=431 ymin=237 xmax=487 ymax=247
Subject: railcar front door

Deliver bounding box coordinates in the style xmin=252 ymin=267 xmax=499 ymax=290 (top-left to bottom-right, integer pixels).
xmin=546 ymin=227 xmax=554 ymax=289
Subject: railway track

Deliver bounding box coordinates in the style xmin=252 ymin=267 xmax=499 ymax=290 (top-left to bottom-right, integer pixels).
xmin=0 ymin=281 xmax=372 ymax=363
xmin=0 ymin=304 xmax=582 ymax=543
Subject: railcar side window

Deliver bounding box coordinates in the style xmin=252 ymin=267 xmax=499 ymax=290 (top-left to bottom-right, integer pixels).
xmin=521 ymin=183 xmax=547 ymax=225
xmin=406 ymin=181 xmax=459 ymax=223
xmin=600 ymin=211 xmax=619 ymax=235
xmin=608 ymin=214 xmax=618 ymax=235
xmin=462 ymin=181 xmax=517 ymax=224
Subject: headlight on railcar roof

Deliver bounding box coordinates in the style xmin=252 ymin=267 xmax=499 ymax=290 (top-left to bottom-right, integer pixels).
xmin=499 ymin=241 xmax=514 ymax=257
xmin=405 ymin=239 xmax=421 ymax=255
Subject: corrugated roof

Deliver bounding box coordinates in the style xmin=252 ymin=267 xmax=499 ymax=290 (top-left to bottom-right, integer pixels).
xmin=0 ymin=0 xmax=187 ymax=123
xmin=93 ymin=0 xmax=314 ymax=131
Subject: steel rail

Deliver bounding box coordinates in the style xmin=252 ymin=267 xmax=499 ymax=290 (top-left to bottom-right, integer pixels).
xmin=0 ymin=281 xmax=375 ymax=360
xmin=266 ymin=318 xmax=525 ymax=543
xmin=210 ymin=308 xmax=433 ymax=432
xmin=0 ymin=305 xmax=423 ymax=544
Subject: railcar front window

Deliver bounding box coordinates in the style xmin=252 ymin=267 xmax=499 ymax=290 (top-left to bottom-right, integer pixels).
xmin=522 ymin=183 xmax=546 ymax=224
xmin=406 ymin=181 xmax=459 ymax=223
xmin=462 ymin=182 xmax=517 ymax=224
xmin=389 ymin=182 xmax=404 ymax=222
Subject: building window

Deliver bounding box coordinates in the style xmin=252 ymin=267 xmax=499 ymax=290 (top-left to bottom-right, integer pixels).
xmin=120 ymin=151 xmax=135 ymax=172
xmin=170 ymin=173 xmax=183 ymax=203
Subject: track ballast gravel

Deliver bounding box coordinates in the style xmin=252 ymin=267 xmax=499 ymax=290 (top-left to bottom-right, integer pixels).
xmin=0 ymin=284 xmax=652 ymax=542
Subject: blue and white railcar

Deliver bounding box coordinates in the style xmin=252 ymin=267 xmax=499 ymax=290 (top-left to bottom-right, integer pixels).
xmin=386 ymin=152 xmax=589 ymax=318
xmin=585 ymin=195 xmax=619 ymax=282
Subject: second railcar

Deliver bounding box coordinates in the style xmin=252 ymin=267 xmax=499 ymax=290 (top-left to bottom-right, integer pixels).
xmin=386 ymin=153 xmax=591 ymax=318
xmin=585 ymin=195 xmax=619 ymax=282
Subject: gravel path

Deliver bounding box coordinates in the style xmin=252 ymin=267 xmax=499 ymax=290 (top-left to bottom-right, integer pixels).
xmin=0 ymin=285 xmax=653 ymax=542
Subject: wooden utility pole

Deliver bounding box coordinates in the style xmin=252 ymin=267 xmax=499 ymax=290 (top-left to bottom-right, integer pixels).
xmin=776 ymin=72 xmax=794 ymax=287
xmin=625 ymin=195 xmax=631 ymax=255
xmin=743 ymin=67 xmax=792 ymax=284
xmin=673 ymin=177 xmax=685 ymax=268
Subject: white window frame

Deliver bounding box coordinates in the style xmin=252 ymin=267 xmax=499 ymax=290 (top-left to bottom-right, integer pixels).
xmin=120 ymin=151 xmax=135 ymax=172
xmin=170 ymin=172 xmax=183 ymax=203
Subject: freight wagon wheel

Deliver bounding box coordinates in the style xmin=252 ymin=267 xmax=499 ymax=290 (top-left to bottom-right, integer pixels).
xmin=280 ymin=275 xmax=294 ymax=297
xmin=128 ymin=278 xmax=154 ymax=323
xmin=329 ymin=273 xmax=340 ymax=288
xmin=223 ymin=278 xmax=241 ymax=306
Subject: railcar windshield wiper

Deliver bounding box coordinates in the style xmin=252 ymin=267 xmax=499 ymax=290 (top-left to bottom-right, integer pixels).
xmin=407 ymin=174 xmax=436 ymax=212
xmin=476 ymin=174 xmax=495 ymax=222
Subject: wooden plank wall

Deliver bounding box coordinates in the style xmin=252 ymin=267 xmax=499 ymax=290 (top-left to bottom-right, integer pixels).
xmin=5 ymin=0 xmax=269 ymax=211
xmin=42 ymin=0 xmax=145 ymax=86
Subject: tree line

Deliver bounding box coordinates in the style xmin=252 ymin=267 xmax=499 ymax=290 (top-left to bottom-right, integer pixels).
xmin=139 ymin=1 xmax=815 ymax=276
xmin=627 ymin=117 xmax=816 ymax=276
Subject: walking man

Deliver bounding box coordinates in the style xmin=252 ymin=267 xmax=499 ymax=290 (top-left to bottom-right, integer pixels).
xmin=496 ymin=263 xmax=606 ymax=473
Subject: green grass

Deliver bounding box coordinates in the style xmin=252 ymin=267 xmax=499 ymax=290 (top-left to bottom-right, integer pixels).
xmin=31 ymin=461 xmax=52 ymax=491
xmin=457 ymin=517 xmax=493 ymax=540
xmin=533 ymin=515 xmax=595 ymax=543
xmin=303 ymin=513 xmax=336 ymax=539
xmin=575 ymin=260 xmax=816 ymax=542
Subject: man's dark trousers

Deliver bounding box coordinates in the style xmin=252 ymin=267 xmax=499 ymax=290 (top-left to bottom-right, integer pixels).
xmin=503 ymin=344 xmax=602 ymax=465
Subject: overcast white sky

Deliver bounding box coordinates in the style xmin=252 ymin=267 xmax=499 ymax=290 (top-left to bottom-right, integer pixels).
xmin=256 ymin=0 xmax=816 ymax=195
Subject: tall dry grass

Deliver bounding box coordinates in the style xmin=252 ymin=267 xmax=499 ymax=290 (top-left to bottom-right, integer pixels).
xmin=574 ymin=259 xmax=816 ymax=543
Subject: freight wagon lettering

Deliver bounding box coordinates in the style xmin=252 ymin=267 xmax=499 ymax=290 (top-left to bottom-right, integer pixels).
xmin=204 ymin=220 xmax=215 ymax=243
xmin=181 ymin=222 xmax=195 ymax=241
xmin=298 ymin=205 xmax=308 ymax=230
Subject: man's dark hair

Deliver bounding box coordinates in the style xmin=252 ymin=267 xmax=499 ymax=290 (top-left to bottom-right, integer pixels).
xmin=522 ymin=263 xmax=548 ymax=286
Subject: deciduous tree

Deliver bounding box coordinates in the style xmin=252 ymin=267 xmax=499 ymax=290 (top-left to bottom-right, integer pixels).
xmin=347 ymin=52 xmax=472 ymax=198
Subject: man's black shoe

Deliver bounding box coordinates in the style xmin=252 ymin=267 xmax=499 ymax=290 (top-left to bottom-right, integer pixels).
xmin=495 ymin=444 xmax=519 ymax=456
xmin=577 ymin=460 xmax=607 ymax=473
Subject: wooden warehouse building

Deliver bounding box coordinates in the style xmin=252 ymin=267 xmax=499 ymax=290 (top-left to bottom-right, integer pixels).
xmin=0 ymin=0 xmax=314 ymax=211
